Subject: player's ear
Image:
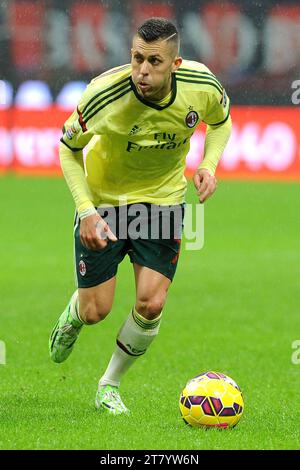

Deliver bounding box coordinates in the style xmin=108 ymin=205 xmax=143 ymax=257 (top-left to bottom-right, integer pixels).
xmin=172 ymin=56 xmax=183 ymax=72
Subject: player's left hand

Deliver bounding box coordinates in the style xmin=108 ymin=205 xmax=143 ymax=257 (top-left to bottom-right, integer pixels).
xmin=193 ymin=169 xmax=217 ymax=203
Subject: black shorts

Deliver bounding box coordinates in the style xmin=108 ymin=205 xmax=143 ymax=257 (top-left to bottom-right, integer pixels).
xmin=74 ymin=203 xmax=185 ymax=288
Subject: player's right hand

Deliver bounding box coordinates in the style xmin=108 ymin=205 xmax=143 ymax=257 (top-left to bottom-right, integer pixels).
xmin=80 ymin=213 xmax=117 ymax=250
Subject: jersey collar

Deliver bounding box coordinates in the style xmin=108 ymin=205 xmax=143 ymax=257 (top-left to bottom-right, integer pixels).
xmin=130 ymin=73 xmax=177 ymax=111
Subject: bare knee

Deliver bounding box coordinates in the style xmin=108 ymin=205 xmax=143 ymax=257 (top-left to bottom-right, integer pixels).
xmin=80 ymin=300 xmax=111 ymax=324
xmin=135 ymin=298 xmax=165 ymax=320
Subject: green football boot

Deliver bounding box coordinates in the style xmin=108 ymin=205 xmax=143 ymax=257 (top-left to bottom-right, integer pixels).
xmin=95 ymin=385 xmax=130 ymax=415
xmin=49 ymin=300 xmax=83 ymax=363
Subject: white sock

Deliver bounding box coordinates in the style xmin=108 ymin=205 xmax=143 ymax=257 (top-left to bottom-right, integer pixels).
xmin=68 ymin=290 xmax=86 ymax=327
xmin=99 ymin=307 xmax=162 ymax=387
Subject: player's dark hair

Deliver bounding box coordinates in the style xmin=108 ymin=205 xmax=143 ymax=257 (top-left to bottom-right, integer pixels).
xmin=137 ymin=17 xmax=179 ymax=54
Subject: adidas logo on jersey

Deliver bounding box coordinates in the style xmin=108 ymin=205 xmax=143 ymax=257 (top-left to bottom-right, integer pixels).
xmin=129 ymin=125 xmax=142 ymax=135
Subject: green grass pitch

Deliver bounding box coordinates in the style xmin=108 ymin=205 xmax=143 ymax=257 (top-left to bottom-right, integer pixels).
xmin=1 ymin=175 xmax=300 ymax=450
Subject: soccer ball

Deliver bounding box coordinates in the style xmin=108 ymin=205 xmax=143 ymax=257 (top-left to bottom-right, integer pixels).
xmin=179 ymin=371 xmax=244 ymax=428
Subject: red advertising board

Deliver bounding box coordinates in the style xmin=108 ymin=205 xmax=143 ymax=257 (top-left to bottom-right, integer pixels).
xmin=186 ymin=107 xmax=300 ymax=180
xmin=1 ymin=106 xmax=300 ymax=180
xmin=0 ymin=108 xmax=63 ymax=175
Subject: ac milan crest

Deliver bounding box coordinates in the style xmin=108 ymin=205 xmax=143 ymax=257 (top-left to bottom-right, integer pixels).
xmin=79 ymin=260 xmax=86 ymax=276
xmin=185 ymin=110 xmax=199 ymax=128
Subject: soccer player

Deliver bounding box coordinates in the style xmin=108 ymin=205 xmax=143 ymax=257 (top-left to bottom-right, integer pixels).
xmin=49 ymin=18 xmax=231 ymax=415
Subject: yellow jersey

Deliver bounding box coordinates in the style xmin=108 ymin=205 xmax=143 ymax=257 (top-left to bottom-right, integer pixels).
xmin=61 ymin=59 xmax=230 ymax=206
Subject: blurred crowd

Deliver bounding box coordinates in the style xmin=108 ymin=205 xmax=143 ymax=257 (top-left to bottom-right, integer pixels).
xmin=0 ymin=0 xmax=299 ymax=105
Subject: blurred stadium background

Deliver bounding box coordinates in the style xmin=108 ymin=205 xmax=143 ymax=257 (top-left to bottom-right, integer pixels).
xmin=1 ymin=0 xmax=300 ymax=451
xmin=0 ymin=0 xmax=300 ymax=178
